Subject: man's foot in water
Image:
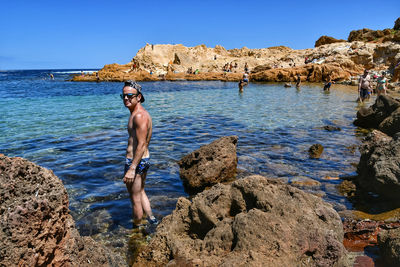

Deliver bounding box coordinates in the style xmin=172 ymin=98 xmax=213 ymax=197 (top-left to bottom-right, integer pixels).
xmin=148 ymin=216 xmax=158 ymax=225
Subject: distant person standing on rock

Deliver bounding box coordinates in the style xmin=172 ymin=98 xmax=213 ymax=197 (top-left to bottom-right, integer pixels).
xmin=121 ymin=80 xmax=157 ymax=228
xmin=358 ymin=69 xmax=371 ymax=102
xmin=244 ymin=62 xmax=249 ymax=72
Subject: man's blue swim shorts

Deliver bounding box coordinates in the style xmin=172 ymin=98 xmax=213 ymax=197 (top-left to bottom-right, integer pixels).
xmin=125 ymin=158 xmax=150 ymax=175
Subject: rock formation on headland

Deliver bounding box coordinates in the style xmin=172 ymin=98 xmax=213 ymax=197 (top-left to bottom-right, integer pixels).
xmin=0 ymin=154 xmax=125 ymax=266
xmin=134 ymin=175 xmax=346 ymax=266
xmin=73 ymin=18 xmax=400 ymax=84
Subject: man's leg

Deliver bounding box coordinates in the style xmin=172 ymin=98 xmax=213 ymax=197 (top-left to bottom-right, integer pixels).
xmin=126 ymin=174 xmax=144 ymax=225
xmin=140 ymin=172 xmax=153 ymax=218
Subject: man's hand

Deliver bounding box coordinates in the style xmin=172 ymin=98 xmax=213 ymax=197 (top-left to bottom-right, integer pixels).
xmin=123 ymin=168 xmax=136 ymax=184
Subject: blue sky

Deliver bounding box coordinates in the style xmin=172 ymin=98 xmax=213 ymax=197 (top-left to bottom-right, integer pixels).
xmin=1 ymin=0 xmax=399 ymax=70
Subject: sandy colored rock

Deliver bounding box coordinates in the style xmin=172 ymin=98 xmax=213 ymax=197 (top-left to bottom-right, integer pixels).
xmin=315 ymin=36 xmax=346 ymax=47
xmin=72 ymin=18 xmax=400 ymax=83
xmin=0 ymin=154 xmax=125 ymax=266
xmin=72 ymin=42 xmax=400 ymax=83
xmin=135 ymin=175 xmax=345 ymax=266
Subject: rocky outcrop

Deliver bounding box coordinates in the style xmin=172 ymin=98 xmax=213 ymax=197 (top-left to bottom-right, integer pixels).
xmin=348 ymin=28 xmax=395 ymax=42
xmin=72 ymin=18 xmax=400 ymax=83
xmin=134 ymin=175 xmax=345 ymax=266
xmin=379 ymin=106 xmax=400 ymax=135
xmin=177 ymin=136 xmax=238 ymax=194
xmin=395 ymin=18 xmax=400 ymax=31
xmin=378 ymin=228 xmax=400 ymax=266
xmin=354 ymin=95 xmax=400 ymax=133
xmin=0 ymin=154 xmax=125 ymax=266
xmin=315 ymin=36 xmax=346 ymax=47
xmin=356 ymin=130 xmax=400 ymax=200
xmin=348 ymin=18 xmax=400 ymax=44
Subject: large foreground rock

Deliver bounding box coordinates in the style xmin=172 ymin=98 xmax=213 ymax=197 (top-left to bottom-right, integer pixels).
xmin=0 ymin=154 xmax=125 ymax=266
xmin=378 ymin=228 xmax=400 ymax=266
xmin=135 ymin=175 xmax=346 ymax=266
xmin=356 ymin=130 xmax=400 ymax=200
xmin=178 ymin=136 xmax=238 ymax=194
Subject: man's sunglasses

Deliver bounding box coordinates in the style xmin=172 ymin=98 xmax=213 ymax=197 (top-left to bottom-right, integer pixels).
xmin=120 ymin=93 xmax=138 ymax=99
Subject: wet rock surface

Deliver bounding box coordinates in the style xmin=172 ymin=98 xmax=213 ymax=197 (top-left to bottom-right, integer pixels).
xmin=135 ymin=175 xmax=346 ymax=266
xmin=177 ymin=136 xmax=238 ymax=194
xmin=378 ymin=227 xmax=400 ymax=266
xmin=342 ymin=219 xmax=400 ymax=266
xmin=0 ymin=154 xmax=126 ymax=266
xmin=308 ymin=143 xmax=324 ymax=159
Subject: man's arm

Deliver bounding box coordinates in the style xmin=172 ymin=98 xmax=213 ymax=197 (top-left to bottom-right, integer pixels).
xmin=124 ymin=113 xmax=149 ymax=182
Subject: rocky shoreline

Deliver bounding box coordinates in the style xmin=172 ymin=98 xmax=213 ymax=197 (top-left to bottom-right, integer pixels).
xmin=2 ymin=18 xmax=400 ymax=267
xmin=73 ymin=18 xmax=400 ymax=90
xmin=2 ymin=92 xmax=400 ymax=266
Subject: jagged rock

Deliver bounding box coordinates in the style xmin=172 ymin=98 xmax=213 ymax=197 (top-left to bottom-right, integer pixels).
xmin=309 ymin=144 xmax=324 ymax=159
xmin=356 ymin=130 xmax=400 ymax=200
xmin=0 ymin=154 xmax=125 ymax=267
xmin=348 ymin=28 xmax=395 ymax=42
xmin=315 ymin=36 xmax=346 ymax=47
xmin=354 ymin=95 xmax=400 ymax=131
xmin=135 ymin=175 xmax=346 ymax=266
xmin=394 ymin=17 xmax=400 ymax=31
xmin=379 ymin=107 xmax=400 ymax=136
xmin=177 ymin=136 xmax=238 ymax=194
xmin=378 ymin=228 xmax=400 ymax=266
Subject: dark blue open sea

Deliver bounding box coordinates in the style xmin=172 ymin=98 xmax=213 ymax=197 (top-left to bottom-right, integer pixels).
xmin=0 ymin=69 xmax=366 ymax=242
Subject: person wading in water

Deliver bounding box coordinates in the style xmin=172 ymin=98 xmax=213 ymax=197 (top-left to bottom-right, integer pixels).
xmin=121 ymin=80 xmax=157 ymax=228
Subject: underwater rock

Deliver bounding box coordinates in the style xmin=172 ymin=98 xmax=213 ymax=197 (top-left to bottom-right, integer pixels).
xmin=178 ymin=136 xmax=238 ymax=195
xmin=135 ymin=175 xmax=346 ymax=266
xmin=309 ymin=144 xmax=324 ymax=159
xmin=323 ymin=125 xmax=342 ymax=131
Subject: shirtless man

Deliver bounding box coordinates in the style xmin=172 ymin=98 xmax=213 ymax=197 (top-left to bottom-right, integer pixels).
xmin=358 ymin=69 xmax=371 ymax=102
xmin=121 ymin=80 xmax=157 ymax=227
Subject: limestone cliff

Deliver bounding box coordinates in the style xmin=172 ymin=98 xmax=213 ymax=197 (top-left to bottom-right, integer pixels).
xmin=73 ymin=18 xmax=400 ymax=83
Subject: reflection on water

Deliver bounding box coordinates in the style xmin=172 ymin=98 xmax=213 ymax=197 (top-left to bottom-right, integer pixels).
xmin=1 ymin=70 xmax=371 ymax=258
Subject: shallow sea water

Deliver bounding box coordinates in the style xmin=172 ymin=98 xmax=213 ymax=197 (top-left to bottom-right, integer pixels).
xmin=0 ymin=70 xmax=368 ymax=244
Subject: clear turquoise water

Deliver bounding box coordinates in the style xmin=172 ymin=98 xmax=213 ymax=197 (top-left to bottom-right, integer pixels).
xmin=0 ymin=70 xmax=365 ymax=235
